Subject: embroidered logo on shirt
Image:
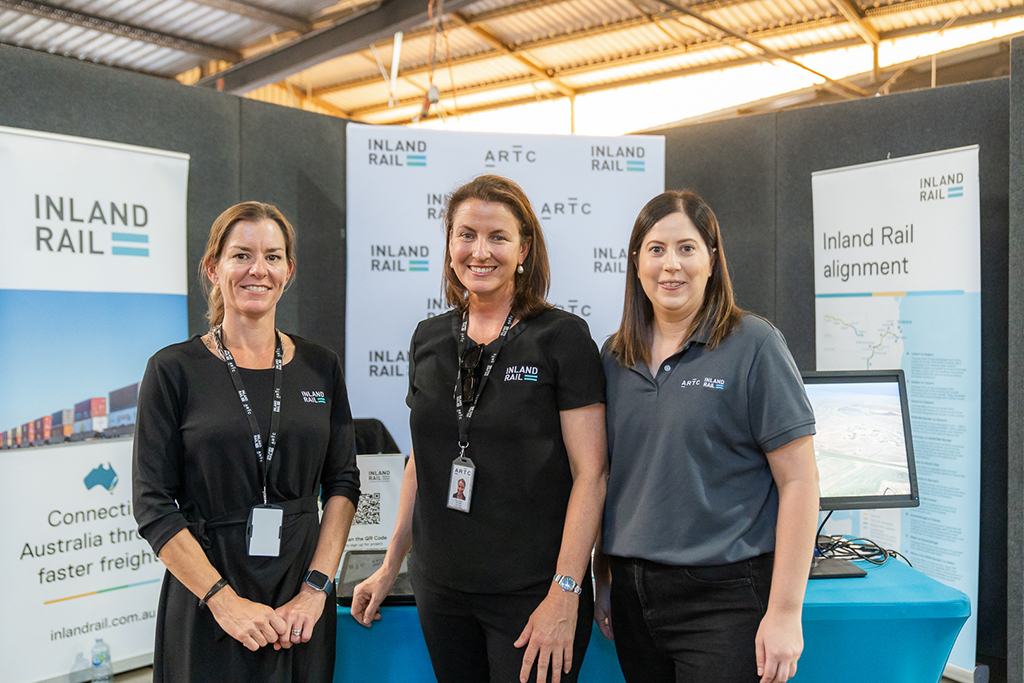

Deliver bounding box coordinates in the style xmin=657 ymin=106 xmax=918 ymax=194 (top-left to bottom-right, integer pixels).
xmin=300 ymin=390 xmax=326 ymax=404
xmin=505 ymin=365 xmax=539 ymax=382
xmin=680 ymin=377 xmax=726 ymax=390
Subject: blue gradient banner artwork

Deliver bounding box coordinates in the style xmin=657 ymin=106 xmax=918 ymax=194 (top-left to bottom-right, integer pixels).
xmin=0 ymin=126 xmax=189 ymax=683
xmin=812 ymin=146 xmax=981 ymax=677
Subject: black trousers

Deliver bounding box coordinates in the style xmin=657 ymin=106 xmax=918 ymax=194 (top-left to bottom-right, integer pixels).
xmin=412 ymin=569 xmax=594 ymax=683
xmin=608 ymin=553 xmax=774 ymax=683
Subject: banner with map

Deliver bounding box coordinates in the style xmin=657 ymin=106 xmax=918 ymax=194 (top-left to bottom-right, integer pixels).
xmin=0 ymin=126 xmax=189 ymax=682
xmin=812 ymin=146 xmax=980 ymax=673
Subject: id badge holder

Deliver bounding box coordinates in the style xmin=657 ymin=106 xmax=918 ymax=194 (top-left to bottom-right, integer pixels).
xmin=247 ymin=504 xmax=283 ymax=557
xmin=447 ymin=456 xmax=475 ymax=513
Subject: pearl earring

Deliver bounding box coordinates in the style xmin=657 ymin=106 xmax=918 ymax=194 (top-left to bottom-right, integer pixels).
xmin=451 ymin=260 xmax=455 ymax=269
xmin=517 ymin=264 xmax=524 ymax=274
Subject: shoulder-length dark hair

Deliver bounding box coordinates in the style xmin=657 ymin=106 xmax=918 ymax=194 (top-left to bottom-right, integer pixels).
xmin=609 ymin=190 xmax=744 ymax=367
xmin=441 ymin=175 xmax=551 ymax=320
xmin=199 ymin=201 xmax=297 ymax=328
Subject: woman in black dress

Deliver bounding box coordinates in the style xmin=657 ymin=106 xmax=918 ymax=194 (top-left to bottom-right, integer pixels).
xmin=133 ymin=202 xmax=360 ymax=682
xmin=351 ymin=175 xmax=608 ymax=683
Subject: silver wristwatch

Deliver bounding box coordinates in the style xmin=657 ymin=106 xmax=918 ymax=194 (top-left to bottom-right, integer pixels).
xmin=553 ymin=573 xmax=582 ymax=595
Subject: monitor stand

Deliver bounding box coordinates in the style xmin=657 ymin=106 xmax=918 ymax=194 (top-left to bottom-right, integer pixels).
xmin=809 ymin=556 xmax=867 ymax=579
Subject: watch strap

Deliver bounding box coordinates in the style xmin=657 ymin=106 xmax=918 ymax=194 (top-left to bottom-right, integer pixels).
xmin=304 ymin=569 xmax=333 ymax=593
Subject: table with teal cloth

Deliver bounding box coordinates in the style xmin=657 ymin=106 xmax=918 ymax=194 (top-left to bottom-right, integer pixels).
xmin=334 ymin=559 xmax=969 ymax=682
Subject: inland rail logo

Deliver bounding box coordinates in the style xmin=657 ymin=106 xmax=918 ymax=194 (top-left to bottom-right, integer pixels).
xmin=370 ymin=245 xmax=430 ymax=272
xmin=34 ymin=195 xmax=151 ymax=258
xmin=590 ymin=145 xmax=645 ymax=172
xmin=300 ymin=390 xmax=326 ymax=404
xmin=594 ymin=246 xmax=627 ymax=274
xmin=919 ymin=173 xmax=964 ymax=201
xmin=369 ymin=349 xmax=408 ymax=377
xmin=483 ymin=144 xmax=537 ymax=167
xmin=505 ymin=365 xmax=538 ymax=382
xmin=367 ymin=138 xmax=427 ymax=167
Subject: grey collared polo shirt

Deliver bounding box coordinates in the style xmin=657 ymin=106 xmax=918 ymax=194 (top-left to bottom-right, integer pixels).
xmin=602 ymin=314 xmax=815 ymax=566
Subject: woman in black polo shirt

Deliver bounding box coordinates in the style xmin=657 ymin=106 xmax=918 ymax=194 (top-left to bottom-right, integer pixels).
xmin=595 ymin=190 xmax=819 ymax=683
xmin=352 ymin=175 xmax=608 ymax=683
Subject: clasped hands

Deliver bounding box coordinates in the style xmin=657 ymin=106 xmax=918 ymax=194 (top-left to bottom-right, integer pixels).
xmin=208 ymin=583 xmax=327 ymax=652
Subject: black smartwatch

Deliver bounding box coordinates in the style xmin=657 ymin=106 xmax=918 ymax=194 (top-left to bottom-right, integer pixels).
xmin=304 ymin=569 xmax=333 ymax=594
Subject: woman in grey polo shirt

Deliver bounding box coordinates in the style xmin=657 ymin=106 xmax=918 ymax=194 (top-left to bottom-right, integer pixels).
xmin=594 ymin=190 xmax=819 ymax=683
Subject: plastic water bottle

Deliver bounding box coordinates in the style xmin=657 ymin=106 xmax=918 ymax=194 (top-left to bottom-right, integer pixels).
xmin=90 ymin=638 xmax=113 ymax=683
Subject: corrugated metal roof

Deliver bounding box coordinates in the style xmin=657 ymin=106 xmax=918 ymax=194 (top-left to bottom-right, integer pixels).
xmin=3 ymin=0 xmax=1021 ymax=118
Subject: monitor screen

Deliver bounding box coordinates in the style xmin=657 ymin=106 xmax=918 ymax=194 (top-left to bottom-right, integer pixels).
xmin=802 ymin=370 xmax=920 ymax=511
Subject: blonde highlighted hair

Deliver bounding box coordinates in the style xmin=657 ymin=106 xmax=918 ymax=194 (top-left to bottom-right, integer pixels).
xmin=199 ymin=201 xmax=297 ymax=327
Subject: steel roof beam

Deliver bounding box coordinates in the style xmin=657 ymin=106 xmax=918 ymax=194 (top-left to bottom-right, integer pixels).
xmin=449 ymin=11 xmax=575 ymax=98
xmin=195 ymin=0 xmax=477 ymax=93
xmin=829 ymin=0 xmax=878 ymax=45
xmin=0 ymin=0 xmax=241 ymax=61
xmin=185 ymin=0 xmax=311 ymax=33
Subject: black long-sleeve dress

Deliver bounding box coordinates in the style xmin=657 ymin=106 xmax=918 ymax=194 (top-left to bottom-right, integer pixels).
xmin=133 ymin=335 xmax=360 ymax=683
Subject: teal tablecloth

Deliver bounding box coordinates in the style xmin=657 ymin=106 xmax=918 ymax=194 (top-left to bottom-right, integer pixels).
xmin=335 ymin=559 xmax=969 ymax=683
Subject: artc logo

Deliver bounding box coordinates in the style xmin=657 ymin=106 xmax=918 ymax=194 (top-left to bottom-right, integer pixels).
xmin=34 ymin=195 xmax=150 ymax=258
xmin=483 ymin=144 xmax=536 ymax=167
xmin=538 ymin=197 xmax=591 ymax=219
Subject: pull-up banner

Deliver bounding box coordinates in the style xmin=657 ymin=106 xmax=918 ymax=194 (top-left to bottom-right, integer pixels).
xmin=0 ymin=126 xmax=189 ymax=683
xmin=345 ymin=123 xmax=665 ymax=452
xmin=812 ymin=146 xmax=981 ymax=676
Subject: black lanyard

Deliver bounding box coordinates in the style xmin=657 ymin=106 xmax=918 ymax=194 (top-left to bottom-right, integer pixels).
xmin=455 ymin=309 xmax=515 ymax=456
xmin=214 ymin=328 xmax=283 ymax=505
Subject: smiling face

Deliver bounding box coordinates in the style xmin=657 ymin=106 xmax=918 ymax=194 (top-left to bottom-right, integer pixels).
xmin=448 ymin=198 xmax=530 ymax=305
xmin=207 ymin=219 xmax=294 ymax=323
xmin=637 ymin=211 xmax=715 ymax=325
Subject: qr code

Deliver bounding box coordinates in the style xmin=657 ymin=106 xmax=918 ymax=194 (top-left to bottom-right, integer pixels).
xmin=354 ymin=492 xmax=381 ymax=525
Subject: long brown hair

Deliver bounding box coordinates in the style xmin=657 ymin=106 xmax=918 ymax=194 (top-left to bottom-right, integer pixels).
xmin=609 ymin=190 xmax=744 ymax=367
xmin=441 ymin=175 xmax=551 ymax=320
xmin=199 ymin=201 xmax=297 ymax=327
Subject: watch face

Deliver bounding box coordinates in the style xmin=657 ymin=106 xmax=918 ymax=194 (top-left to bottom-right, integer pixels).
xmin=559 ymin=576 xmax=575 ymax=592
xmin=306 ymin=570 xmax=330 ymax=591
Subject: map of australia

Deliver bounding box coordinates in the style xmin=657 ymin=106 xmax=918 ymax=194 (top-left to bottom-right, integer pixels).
xmin=84 ymin=463 xmax=118 ymax=492
xmin=816 ymin=296 xmax=904 ymax=371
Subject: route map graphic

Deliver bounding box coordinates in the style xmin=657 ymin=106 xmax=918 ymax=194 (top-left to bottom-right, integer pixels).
xmin=817 ymin=296 xmax=903 ymax=371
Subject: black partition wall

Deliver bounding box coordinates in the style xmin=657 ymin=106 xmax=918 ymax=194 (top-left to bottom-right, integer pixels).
xmin=0 ymin=45 xmax=350 ymax=357
xmin=659 ymin=78 xmax=1010 ymax=676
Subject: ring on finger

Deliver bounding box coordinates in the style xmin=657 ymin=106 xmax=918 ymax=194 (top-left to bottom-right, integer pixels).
xmin=292 ymin=629 xmax=302 ymax=637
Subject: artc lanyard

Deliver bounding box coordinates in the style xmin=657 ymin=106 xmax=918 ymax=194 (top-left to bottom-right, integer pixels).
xmin=454 ymin=309 xmax=515 ymax=457
xmin=213 ymin=327 xmax=283 ymax=505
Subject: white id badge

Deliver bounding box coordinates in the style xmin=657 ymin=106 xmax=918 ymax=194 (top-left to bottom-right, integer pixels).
xmin=447 ymin=457 xmax=475 ymax=513
xmin=247 ymin=504 xmax=283 ymax=557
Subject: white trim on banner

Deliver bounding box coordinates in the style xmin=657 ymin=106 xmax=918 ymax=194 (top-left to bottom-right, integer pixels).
xmin=0 ymin=125 xmax=191 ymax=160
xmin=344 ymin=123 xmax=665 ymax=453
xmin=812 ymin=145 xmax=981 ymax=671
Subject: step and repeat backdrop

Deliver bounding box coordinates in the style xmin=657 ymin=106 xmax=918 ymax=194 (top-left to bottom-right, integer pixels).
xmin=813 ymin=146 xmax=981 ymax=674
xmin=0 ymin=126 xmax=189 ymax=683
xmin=345 ymin=123 xmax=666 ymax=453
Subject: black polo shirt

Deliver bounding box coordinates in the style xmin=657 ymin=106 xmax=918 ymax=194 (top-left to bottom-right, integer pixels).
xmin=602 ymin=314 xmax=815 ymax=566
xmin=407 ymin=308 xmax=604 ymax=593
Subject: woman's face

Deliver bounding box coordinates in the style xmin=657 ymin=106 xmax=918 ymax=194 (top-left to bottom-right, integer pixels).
xmin=449 ymin=198 xmax=530 ymax=303
xmin=637 ymin=211 xmax=714 ymax=323
xmin=208 ymin=219 xmax=293 ymax=322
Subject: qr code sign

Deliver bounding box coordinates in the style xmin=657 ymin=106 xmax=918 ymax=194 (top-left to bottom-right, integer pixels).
xmin=354 ymin=492 xmax=381 ymax=525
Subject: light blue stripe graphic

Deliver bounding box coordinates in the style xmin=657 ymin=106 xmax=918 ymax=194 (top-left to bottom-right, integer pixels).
xmin=815 ymin=292 xmax=871 ymax=298
xmin=409 ymin=260 xmax=429 ymax=265
xmin=407 ymin=155 xmax=426 ymax=160
xmin=407 ymin=162 xmax=426 ymax=167
xmin=907 ymin=290 xmax=965 ymax=296
xmin=111 ymin=232 xmax=149 ymax=243
xmin=112 ymin=246 xmax=149 ymax=257
xmin=947 ymin=193 xmax=963 ymax=198
xmin=816 ymin=290 xmax=965 ymax=298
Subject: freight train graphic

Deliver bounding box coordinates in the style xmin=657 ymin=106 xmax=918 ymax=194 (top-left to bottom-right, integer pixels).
xmin=0 ymin=382 xmax=139 ymax=449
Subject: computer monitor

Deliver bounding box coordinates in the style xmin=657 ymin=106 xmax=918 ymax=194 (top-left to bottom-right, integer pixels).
xmin=802 ymin=370 xmax=920 ymax=578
